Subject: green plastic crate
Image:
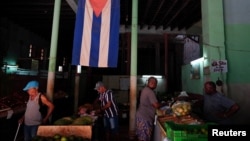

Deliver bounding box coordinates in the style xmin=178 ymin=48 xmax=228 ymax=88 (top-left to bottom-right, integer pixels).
xmin=164 ymin=121 xmax=210 ymax=141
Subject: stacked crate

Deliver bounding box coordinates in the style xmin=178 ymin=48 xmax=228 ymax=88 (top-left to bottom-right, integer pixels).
xmin=164 ymin=121 xmax=211 ymax=141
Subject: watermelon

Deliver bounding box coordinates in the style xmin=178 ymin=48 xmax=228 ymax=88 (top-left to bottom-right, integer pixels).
xmin=71 ymin=116 xmax=93 ymax=125
xmin=53 ymin=117 xmax=73 ymax=125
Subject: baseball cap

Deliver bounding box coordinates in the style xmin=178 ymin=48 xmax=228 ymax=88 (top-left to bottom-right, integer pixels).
xmin=23 ymin=80 xmax=39 ymax=91
xmin=94 ymin=81 xmax=104 ymax=90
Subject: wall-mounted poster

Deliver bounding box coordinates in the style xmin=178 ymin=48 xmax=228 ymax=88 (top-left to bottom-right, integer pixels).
xmin=204 ymin=66 xmax=210 ymax=75
xmin=191 ymin=63 xmax=200 ymax=79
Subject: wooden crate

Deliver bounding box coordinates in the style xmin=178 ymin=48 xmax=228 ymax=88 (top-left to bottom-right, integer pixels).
xmin=37 ymin=125 xmax=92 ymax=139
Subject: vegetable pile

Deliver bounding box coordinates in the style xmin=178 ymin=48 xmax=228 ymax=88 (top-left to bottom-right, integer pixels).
xmin=53 ymin=116 xmax=94 ymax=125
xmin=171 ymin=101 xmax=191 ymax=116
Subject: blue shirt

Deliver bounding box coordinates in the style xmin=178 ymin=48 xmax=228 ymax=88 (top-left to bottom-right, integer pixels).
xmin=203 ymin=92 xmax=235 ymax=124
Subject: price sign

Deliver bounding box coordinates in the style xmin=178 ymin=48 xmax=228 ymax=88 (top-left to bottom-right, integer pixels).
xmin=211 ymin=60 xmax=228 ymax=73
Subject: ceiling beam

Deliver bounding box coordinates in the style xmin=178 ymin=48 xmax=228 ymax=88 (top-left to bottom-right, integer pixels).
xmin=163 ymin=0 xmax=191 ymax=29
xmin=156 ymin=0 xmax=178 ymax=29
xmin=148 ymin=0 xmax=165 ymax=27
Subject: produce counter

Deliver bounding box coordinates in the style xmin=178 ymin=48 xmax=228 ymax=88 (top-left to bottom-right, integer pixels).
xmin=37 ymin=125 xmax=92 ymax=139
xmin=155 ymin=117 xmax=209 ymax=141
xmin=0 ymin=105 xmax=26 ymax=119
xmin=154 ymin=120 xmax=169 ymax=141
xmin=0 ymin=91 xmax=28 ymax=119
xmin=155 ymin=108 xmax=209 ymax=141
xmin=36 ymin=114 xmax=100 ymax=140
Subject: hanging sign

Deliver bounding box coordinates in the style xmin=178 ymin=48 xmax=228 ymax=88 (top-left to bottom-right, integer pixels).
xmin=211 ymin=60 xmax=228 ymax=73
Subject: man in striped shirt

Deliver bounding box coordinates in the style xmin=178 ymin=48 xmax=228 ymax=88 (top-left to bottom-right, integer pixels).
xmin=94 ymin=81 xmax=119 ymax=141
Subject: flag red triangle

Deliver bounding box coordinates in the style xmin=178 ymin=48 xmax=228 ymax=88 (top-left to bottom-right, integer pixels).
xmin=89 ymin=0 xmax=108 ymax=17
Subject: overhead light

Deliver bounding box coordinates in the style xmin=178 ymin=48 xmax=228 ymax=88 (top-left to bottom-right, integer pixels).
xmin=190 ymin=57 xmax=204 ymax=65
xmin=77 ymin=65 xmax=81 ymax=73
xmin=142 ymin=75 xmax=162 ymax=79
xmin=175 ymin=34 xmax=185 ymax=40
xmin=58 ymin=66 xmax=63 ymax=72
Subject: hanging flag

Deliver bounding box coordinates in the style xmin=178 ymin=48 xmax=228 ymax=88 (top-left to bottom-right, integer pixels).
xmin=72 ymin=0 xmax=120 ymax=68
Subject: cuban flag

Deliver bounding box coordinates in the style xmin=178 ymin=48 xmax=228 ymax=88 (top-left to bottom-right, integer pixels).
xmin=71 ymin=0 xmax=120 ymax=68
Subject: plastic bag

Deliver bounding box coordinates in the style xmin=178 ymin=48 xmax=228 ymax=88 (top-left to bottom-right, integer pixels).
xmin=171 ymin=101 xmax=191 ymax=116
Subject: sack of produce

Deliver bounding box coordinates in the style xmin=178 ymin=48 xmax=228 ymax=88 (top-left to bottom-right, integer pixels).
xmin=171 ymin=101 xmax=191 ymax=116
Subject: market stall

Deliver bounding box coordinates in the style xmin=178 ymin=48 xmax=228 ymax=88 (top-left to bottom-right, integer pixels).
xmin=154 ymin=95 xmax=210 ymax=141
xmin=36 ymin=125 xmax=92 ymax=140
xmin=155 ymin=114 xmax=209 ymax=141
xmin=33 ymin=114 xmax=97 ymax=140
xmin=0 ymin=92 xmax=28 ymax=119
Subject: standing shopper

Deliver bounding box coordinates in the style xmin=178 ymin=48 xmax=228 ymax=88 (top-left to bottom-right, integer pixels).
xmin=94 ymin=81 xmax=119 ymax=141
xmin=203 ymin=81 xmax=239 ymax=124
xmin=18 ymin=80 xmax=54 ymax=141
xmin=135 ymin=77 xmax=161 ymax=141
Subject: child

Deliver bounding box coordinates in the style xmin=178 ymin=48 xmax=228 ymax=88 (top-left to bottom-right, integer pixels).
xmin=78 ymin=103 xmax=95 ymax=117
xmin=78 ymin=105 xmax=89 ymax=117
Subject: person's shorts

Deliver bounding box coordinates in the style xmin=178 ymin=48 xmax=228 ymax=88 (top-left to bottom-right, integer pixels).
xmin=136 ymin=117 xmax=153 ymax=141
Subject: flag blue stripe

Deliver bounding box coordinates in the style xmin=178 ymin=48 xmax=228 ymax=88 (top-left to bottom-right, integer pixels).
xmin=89 ymin=15 xmax=102 ymax=67
xmin=72 ymin=0 xmax=85 ymax=65
xmin=72 ymin=0 xmax=120 ymax=67
xmin=108 ymin=0 xmax=120 ymax=67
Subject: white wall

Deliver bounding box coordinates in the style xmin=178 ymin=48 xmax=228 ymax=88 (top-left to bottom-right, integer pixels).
xmin=102 ymin=75 xmax=167 ymax=104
